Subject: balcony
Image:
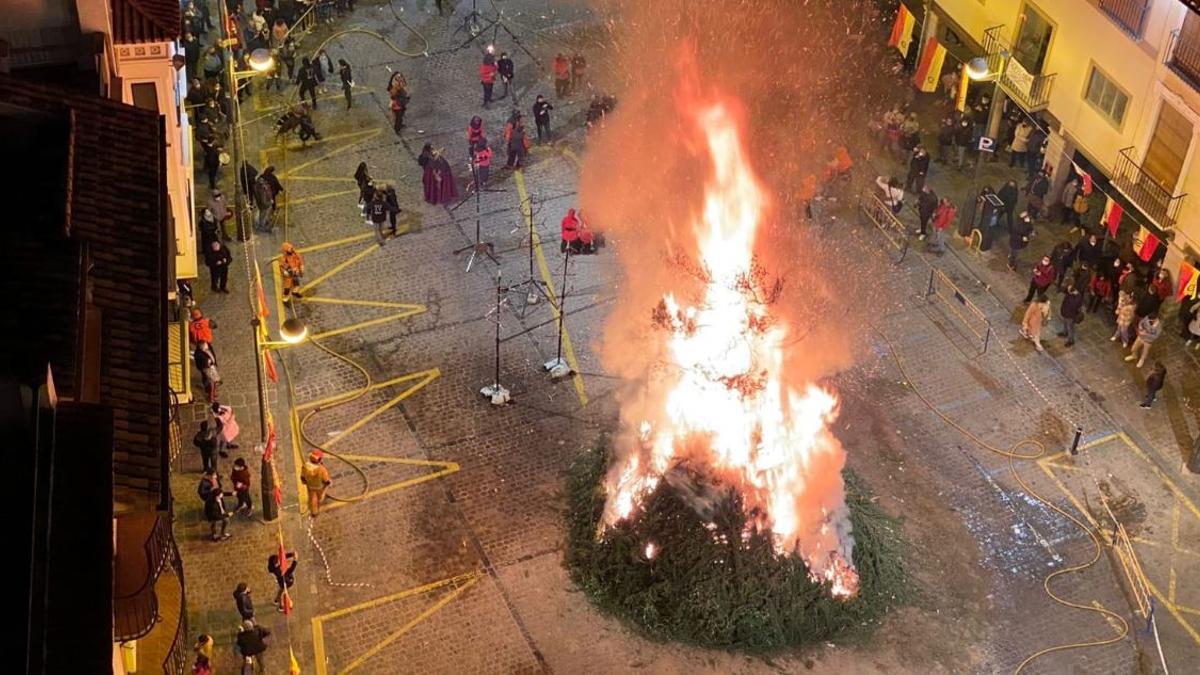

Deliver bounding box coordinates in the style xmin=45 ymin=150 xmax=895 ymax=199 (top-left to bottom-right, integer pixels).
xmin=1099 ymin=0 xmax=1150 ymax=39
xmin=113 ymin=511 xmax=188 ymax=674
xmin=982 ymin=26 xmax=1056 ymax=112
xmin=1168 ymin=14 xmax=1200 ymax=90
xmin=1112 ymin=147 xmax=1187 ymax=228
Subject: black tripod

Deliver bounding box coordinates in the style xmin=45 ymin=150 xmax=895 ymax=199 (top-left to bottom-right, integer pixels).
xmin=543 ymin=244 xmax=573 ymax=379
xmin=452 ymin=0 xmax=539 ymax=66
xmin=509 ymin=194 xmax=556 ymax=317
xmin=451 ymin=155 xmax=501 ymax=272
xmin=480 ymin=268 xmax=512 ymax=404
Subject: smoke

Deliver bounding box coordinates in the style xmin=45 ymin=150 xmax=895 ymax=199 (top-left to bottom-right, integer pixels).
xmin=580 ymin=0 xmax=895 ymax=582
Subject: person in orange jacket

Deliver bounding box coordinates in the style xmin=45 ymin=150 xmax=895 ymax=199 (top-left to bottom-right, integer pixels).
xmin=301 ymin=450 xmax=332 ymax=516
xmin=281 ymin=242 xmax=305 ymax=300
xmin=467 ymin=115 xmax=486 ymax=156
xmin=480 ymin=52 xmax=498 ymax=106
xmin=553 ymin=54 xmax=571 ymax=98
xmin=189 ymin=308 xmax=217 ymax=350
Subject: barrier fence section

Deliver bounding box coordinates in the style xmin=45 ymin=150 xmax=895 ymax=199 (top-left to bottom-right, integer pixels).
xmin=858 ymin=191 xmax=910 ymax=262
xmin=926 ymin=268 xmax=992 ymax=354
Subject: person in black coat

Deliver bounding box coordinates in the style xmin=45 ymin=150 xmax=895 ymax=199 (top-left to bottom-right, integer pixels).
xmin=384 ymin=185 xmax=401 ymax=236
xmin=233 ymin=583 xmax=255 ymax=623
xmin=997 ymin=179 xmax=1019 ymax=231
xmin=337 ymin=58 xmax=353 ymax=109
xmin=193 ymin=420 xmax=219 ymax=473
xmin=236 ymin=620 xmax=271 ymax=669
xmin=497 ymin=52 xmax=515 ymax=99
xmin=1057 ymin=282 xmax=1085 ymax=346
xmin=532 ymin=95 xmax=553 ymax=142
xmin=240 ymin=161 xmax=259 ymax=199
xmin=1008 ymin=211 xmax=1033 ymax=270
xmin=205 ymin=240 xmax=232 ymax=293
xmin=268 ymin=551 xmax=298 ymax=607
xmin=296 ymin=56 xmax=319 ymax=108
xmin=905 ymin=145 xmax=930 ymax=193
xmin=916 ymin=185 xmax=938 ymax=239
xmin=202 ymin=140 xmax=221 ymax=190
xmin=1139 ymin=362 xmax=1167 ymax=409
xmin=198 ymin=470 xmax=232 ymax=540
xmin=1074 ymin=232 xmax=1103 ymax=269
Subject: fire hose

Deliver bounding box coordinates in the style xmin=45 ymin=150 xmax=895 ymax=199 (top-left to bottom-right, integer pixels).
xmin=875 ymin=329 xmax=1128 ymax=673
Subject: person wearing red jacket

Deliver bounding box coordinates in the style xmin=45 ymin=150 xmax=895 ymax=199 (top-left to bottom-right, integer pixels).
xmin=480 ymin=53 xmax=498 ymax=106
xmin=472 ymin=140 xmax=492 ymax=188
xmin=928 ymin=198 xmax=956 ymax=254
xmin=553 ymin=54 xmax=571 ymax=98
xmin=1151 ymin=268 xmax=1173 ymax=300
xmin=1023 ymin=255 xmax=1058 ymax=303
xmin=467 ymin=116 xmax=486 ymax=155
xmin=560 ymin=208 xmax=581 ymax=253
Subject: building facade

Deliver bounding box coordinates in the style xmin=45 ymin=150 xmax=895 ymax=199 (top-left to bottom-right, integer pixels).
xmin=918 ymin=0 xmax=1200 ymax=273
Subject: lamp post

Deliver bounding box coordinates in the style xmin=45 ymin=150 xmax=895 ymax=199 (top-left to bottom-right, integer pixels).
xmin=959 ymin=54 xmax=1006 ymax=245
xmin=252 ymin=316 xmax=308 ymax=522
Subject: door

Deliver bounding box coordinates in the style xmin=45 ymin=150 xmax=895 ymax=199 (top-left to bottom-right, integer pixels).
xmin=1143 ymin=101 xmax=1191 ymax=193
xmin=1013 ymin=3 xmax=1054 ymax=74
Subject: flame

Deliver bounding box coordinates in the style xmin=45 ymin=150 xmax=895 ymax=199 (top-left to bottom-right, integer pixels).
xmin=600 ymin=95 xmax=858 ymax=599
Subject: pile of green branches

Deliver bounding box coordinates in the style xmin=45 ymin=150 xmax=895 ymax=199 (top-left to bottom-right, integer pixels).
xmin=564 ymin=444 xmax=910 ymax=651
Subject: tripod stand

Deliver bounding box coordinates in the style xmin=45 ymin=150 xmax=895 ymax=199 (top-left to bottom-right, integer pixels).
xmin=480 ymin=268 xmax=512 ymax=405
xmin=543 ymin=244 xmax=573 ymax=379
xmin=451 ymin=155 xmax=501 ymax=272
xmin=452 ymin=0 xmax=539 ymax=65
xmin=509 ymin=194 xmax=556 ymax=317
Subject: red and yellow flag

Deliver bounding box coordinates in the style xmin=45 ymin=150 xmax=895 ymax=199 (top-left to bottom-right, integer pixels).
xmin=1103 ymin=197 xmax=1123 ymax=237
xmin=1179 ymin=261 xmax=1198 ymax=300
xmin=888 ymin=4 xmax=917 ymax=56
xmin=264 ymin=349 xmax=279 ymax=383
xmin=913 ymin=37 xmax=946 ymax=93
xmin=289 ymin=648 xmax=302 ymax=675
xmin=955 ymin=63 xmax=970 ymax=112
xmin=255 ymin=261 xmax=270 ymax=320
xmin=1133 ymin=226 xmax=1161 ymax=262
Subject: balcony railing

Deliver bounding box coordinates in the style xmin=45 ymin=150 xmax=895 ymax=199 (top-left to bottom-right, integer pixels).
xmin=982 ymin=25 xmax=1056 ymax=112
xmin=1112 ymin=147 xmax=1187 ymax=228
xmin=1168 ymin=23 xmax=1200 ymax=90
xmin=1099 ymin=0 xmax=1150 ymax=39
xmin=160 ymin=541 xmax=188 ymax=675
xmin=113 ymin=512 xmax=173 ymax=642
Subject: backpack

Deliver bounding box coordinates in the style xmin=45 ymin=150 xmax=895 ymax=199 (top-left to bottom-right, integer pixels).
xmin=197 ymin=477 xmax=214 ymax=501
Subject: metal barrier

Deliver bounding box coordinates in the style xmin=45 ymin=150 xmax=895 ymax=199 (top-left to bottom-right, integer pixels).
xmin=925 ymin=268 xmax=992 ymax=354
xmin=858 ymin=191 xmax=910 ymax=262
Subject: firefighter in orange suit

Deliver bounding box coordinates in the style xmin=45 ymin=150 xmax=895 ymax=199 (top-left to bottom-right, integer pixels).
xmin=280 ymin=242 xmax=305 ymax=300
xmin=301 ymin=450 xmax=332 ymax=516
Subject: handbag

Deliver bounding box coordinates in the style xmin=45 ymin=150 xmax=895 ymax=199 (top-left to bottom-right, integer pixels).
xmin=204 ymin=364 xmax=222 ymax=385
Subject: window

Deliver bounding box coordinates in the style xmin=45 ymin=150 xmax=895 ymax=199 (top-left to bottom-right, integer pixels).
xmin=1098 ymin=0 xmax=1150 ymax=39
xmin=130 ymin=82 xmax=159 ymax=113
xmin=1013 ymin=3 xmax=1054 ymax=74
xmin=1084 ymin=66 xmax=1128 ymax=126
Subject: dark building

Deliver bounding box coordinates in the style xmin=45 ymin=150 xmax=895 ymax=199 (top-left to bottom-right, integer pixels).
xmin=2 ymin=74 xmax=188 ymax=674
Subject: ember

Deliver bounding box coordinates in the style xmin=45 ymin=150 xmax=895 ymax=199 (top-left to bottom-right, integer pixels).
xmin=596 ymin=81 xmax=859 ymax=598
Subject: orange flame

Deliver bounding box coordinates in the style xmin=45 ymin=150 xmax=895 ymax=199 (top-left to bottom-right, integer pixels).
xmin=601 ymin=95 xmax=858 ymax=599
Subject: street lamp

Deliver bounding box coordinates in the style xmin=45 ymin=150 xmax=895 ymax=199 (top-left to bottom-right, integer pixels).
xmin=252 ymin=316 xmax=308 ymax=521
xmin=247 ymin=48 xmax=275 ymax=73
xmin=966 ymin=56 xmax=990 ymax=81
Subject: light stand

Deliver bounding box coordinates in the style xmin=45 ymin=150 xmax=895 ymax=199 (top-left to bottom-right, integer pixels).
xmin=451 ymin=156 xmax=498 ymax=272
xmin=480 ymin=269 xmax=512 ymax=405
xmin=509 ymin=194 xmax=556 ymax=316
xmin=452 ymin=0 xmax=539 ymax=65
xmin=543 ymin=244 xmax=573 ymax=379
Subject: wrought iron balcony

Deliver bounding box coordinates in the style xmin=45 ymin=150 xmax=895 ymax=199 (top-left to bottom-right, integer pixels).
xmin=113 ymin=511 xmax=173 ymax=641
xmin=981 ymin=26 xmax=1056 ymax=112
xmin=1099 ymin=0 xmax=1150 ymax=39
xmin=1168 ymin=18 xmax=1200 ymax=91
xmin=1112 ymin=147 xmax=1187 ymax=228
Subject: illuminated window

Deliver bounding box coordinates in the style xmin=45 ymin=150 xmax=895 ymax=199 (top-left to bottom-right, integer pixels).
xmin=1084 ymin=66 xmax=1128 ymax=127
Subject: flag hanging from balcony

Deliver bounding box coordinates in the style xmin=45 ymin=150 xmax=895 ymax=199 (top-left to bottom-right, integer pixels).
xmin=1072 ymin=162 xmax=1093 ymax=195
xmin=888 ymin=4 xmax=916 ymax=56
xmin=913 ymin=37 xmax=946 ymax=92
xmin=255 ymin=261 xmax=270 ymax=319
xmin=1134 ymin=225 xmax=1161 ymax=262
xmin=264 ymin=349 xmax=279 ymax=383
xmin=956 ymin=63 xmax=970 ymax=112
xmin=1103 ymin=197 xmax=1123 ymax=237
xmin=1179 ymin=261 xmax=1198 ymax=300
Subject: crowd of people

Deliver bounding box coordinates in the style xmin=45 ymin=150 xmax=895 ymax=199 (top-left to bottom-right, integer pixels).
xmin=872 ymin=92 xmax=1199 ymax=412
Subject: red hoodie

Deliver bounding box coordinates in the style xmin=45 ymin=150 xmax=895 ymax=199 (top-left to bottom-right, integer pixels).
xmin=561 ymin=209 xmax=580 ymax=242
xmin=480 ymin=62 xmax=497 ymax=84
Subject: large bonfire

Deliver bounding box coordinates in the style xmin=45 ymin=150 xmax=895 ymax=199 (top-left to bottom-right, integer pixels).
xmin=595 ymin=81 xmax=858 ymax=598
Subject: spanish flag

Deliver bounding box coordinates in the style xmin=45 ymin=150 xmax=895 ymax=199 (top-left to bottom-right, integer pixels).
xmin=888 ymin=4 xmax=917 ymax=56
xmin=1133 ymin=225 xmax=1161 ymax=262
xmin=913 ymin=37 xmax=946 ymax=93
xmin=290 ymin=648 xmax=302 ymax=675
xmin=1103 ymin=197 xmax=1123 ymax=237
xmin=1179 ymin=261 xmax=1198 ymax=300
xmin=254 ymin=261 xmax=270 ymax=319
xmin=955 ymin=63 xmax=970 ymax=112
xmin=264 ymin=349 xmax=279 ymax=383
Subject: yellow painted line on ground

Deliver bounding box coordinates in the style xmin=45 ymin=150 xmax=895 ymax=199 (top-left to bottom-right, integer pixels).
xmin=311 ymin=572 xmax=480 ymax=675
xmin=1090 ymin=600 xmax=1125 ymax=635
xmin=255 ymin=88 xmax=372 ymax=115
xmin=323 ymin=369 xmax=441 ymax=450
xmin=295 ymin=368 xmax=435 ymax=412
xmin=295 ymin=232 xmax=376 ymax=254
xmin=561 ymin=147 xmax=582 ymax=169
xmin=300 ymin=241 xmax=381 ymax=294
xmin=286 ymin=176 xmax=359 ymax=183
xmin=308 ymin=309 xmax=426 ymax=341
xmin=1130 ymin=536 xmax=1200 ymax=558
xmin=1036 ymin=455 xmax=1100 ymax=530
xmin=302 ymin=297 xmax=427 ymax=310
xmin=276 ymin=128 xmax=383 ymax=177
xmin=321 ymin=455 xmax=460 ymax=513
xmin=513 ymin=169 xmax=588 ymax=406
xmin=289 ymin=188 xmax=359 ymax=206
xmin=1170 ymin=567 xmax=1178 ymax=604
xmin=1172 ymin=500 xmax=1181 ymax=547
xmin=1145 ymin=577 xmax=1200 ymax=645
xmin=1179 ymin=605 xmax=1200 ymax=617
xmin=1116 ymin=432 xmax=1200 ymax=521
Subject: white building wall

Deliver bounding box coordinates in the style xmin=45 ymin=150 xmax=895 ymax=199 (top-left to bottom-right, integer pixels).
xmin=114 ymin=42 xmax=198 ymax=281
xmin=932 ymin=0 xmax=1200 ymax=258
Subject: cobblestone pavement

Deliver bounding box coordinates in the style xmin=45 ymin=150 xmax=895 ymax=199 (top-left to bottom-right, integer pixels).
xmin=172 ymin=1 xmax=1198 ymax=673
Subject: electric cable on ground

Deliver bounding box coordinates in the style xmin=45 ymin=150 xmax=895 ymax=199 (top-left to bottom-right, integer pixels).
xmin=875 ymin=329 xmax=1130 ymax=673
